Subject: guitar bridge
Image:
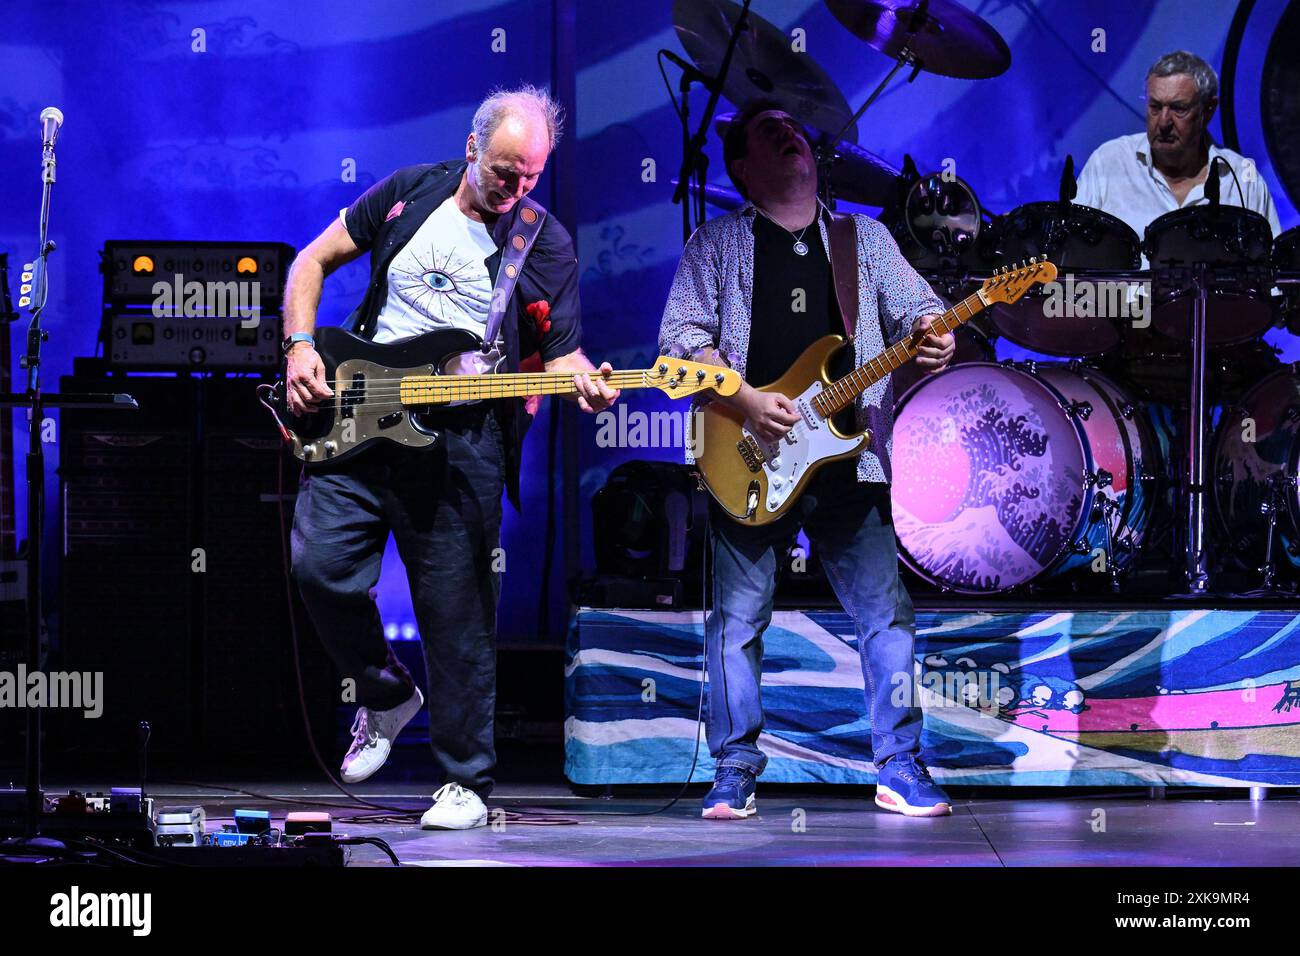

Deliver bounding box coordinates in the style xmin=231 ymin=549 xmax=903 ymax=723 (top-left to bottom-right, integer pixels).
xmin=737 ymin=434 xmax=765 ymax=473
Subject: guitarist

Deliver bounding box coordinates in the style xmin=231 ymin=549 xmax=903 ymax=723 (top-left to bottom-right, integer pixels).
xmin=281 ymin=85 xmax=618 ymax=829
xmin=658 ymin=101 xmax=957 ymax=819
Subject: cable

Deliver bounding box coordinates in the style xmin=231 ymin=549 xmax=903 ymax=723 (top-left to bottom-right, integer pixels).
xmin=333 ymin=835 xmax=401 ymax=867
xmin=264 ymin=404 xmax=576 ymax=830
xmin=268 ymin=436 xmax=423 ymax=830
xmin=657 ymin=50 xmax=686 ymax=123
xmin=575 ymin=500 xmax=711 ymax=818
xmin=261 ymin=372 xmax=713 ymax=824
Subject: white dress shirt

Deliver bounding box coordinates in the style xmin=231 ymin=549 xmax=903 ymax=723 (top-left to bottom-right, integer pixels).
xmin=1075 ymin=132 xmax=1281 ymax=264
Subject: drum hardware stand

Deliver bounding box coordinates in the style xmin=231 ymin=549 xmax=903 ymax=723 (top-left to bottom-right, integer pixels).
xmin=1083 ymin=470 xmax=1122 ymax=593
xmin=817 ymin=24 xmax=923 ymax=209
xmin=1254 ymin=474 xmax=1297 ymax=594
xmin=1183 ymin=262 xmax=1211 ymax=594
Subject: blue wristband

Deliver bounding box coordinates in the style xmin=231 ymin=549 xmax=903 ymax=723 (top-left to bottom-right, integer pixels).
xmin=282 ymin=332 xmax=315 ymax=354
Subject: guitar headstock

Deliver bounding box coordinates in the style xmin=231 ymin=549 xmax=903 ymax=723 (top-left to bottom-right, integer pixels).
xmin=645 ymin=358 xmax=743 ymax=398
xmin=980 ymin=256 xmax=1058 ymax=305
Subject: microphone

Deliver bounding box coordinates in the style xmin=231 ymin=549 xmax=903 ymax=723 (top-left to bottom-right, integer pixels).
xmin=659 ymin=49 xmax=717 ymax=93
xmin=40 ymin=106 xmax=63 ymax=148
xmin=1059 ymin=154 xmax=1076 ymax=204
xmin=1205 ymin=156 xmax=1221 ymax=206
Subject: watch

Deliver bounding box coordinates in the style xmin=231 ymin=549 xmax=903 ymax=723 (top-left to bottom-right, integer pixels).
xmin=282 ymin=332 xmax=315 ymax=354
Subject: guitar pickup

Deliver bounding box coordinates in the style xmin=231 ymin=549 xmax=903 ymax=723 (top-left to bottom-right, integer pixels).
xmin=796 ymin=398 xmax=820 ymax=430
xmin=377 ymin=411 xmax=404 ymax=430
xmin=340 ymin=372 xmax=366 ymax=418
xmin=737 ymin=434 xmax=765 ymax=473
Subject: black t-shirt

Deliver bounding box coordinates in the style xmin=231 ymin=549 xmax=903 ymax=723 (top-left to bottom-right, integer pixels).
xmin=746 ymin=210 xmax=851 ymax=389
xmin=341 ymin=162 xmax=582 ymax=365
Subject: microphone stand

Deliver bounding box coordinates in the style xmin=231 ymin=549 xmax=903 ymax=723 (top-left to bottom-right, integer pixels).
xmin=0 ymin=116 xmax=137 ymax=838
xmin=670 ymin=0 xmax=752 ymax=245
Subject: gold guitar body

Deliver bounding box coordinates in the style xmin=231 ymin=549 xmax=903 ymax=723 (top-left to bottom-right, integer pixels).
xmin=693 ymin=335 xmax=871 ymax=525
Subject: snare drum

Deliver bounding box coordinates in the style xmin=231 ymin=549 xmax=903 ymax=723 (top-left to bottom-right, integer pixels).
xmin=1144 ymin=206 xmax=1274 ymax=345
xmin=989 ymin=202 xmax=1142 ymax=357
xmin=891 ymin=362 xmax=1160 ymax=593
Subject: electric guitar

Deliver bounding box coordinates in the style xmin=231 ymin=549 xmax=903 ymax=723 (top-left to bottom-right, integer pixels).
xmin=273 ymin=325 xmax=742 ymax=463
xmin=693 ymin=257 xmax=1058 ymax=524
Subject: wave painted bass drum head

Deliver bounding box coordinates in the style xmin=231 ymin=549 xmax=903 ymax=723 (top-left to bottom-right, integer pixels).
xmin=891 ymin=363 xmax=1094 ymax=593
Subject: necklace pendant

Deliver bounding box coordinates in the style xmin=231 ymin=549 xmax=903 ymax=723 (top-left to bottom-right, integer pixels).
xmin=793 ymin=240 xmax=809 ymax=256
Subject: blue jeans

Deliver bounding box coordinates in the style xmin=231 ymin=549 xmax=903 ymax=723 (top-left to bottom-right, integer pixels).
xmin=705 ymin=460 xmax=921 ymax=776
xmin=290 ymin=404 xmax=505 ymax=796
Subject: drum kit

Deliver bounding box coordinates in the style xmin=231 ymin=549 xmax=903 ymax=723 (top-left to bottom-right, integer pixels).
xmin=666 ymin=0 xmax=1300 ymax=597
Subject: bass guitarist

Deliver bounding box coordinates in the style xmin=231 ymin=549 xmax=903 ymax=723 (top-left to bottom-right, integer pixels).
xmin=281 ymin=85 xmax=618 ymax=829
xmin=658 ymin=101 xmax=956 ymax=818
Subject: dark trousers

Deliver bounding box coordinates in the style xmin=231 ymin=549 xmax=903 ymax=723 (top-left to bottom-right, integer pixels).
xmin=290 ymin=405 xmax=505 ymax=796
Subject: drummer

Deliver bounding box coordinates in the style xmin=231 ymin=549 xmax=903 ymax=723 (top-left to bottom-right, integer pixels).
xmin=1075 ymin=50 xmax=1281 ymax=256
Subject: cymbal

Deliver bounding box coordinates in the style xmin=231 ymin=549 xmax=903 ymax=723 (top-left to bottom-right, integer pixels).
xmin=714 ymin=112 xmax=900 ymax=205
xmin=674 ymin=0 xmax=858 ymax=142
xmin=823 ymin=0 xmax=1011 ymax=79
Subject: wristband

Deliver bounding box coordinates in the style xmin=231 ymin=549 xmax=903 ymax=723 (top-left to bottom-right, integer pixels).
xmin=282 ymin=332 xmax=315 ymax=354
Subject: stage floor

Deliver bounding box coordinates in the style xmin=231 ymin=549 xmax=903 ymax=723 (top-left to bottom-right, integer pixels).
xmin=68 ymin=781 xmax=1300 ymax=867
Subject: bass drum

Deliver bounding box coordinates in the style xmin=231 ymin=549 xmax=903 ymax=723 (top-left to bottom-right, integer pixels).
xmin=891 ymin=362 xmax=1160 ymax=593
xmin=1211 ymin=366 xmax=1300 ymax=578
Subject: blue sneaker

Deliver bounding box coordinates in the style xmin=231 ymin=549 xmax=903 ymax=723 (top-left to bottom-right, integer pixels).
xmin=702 ymin=766 xmax=758 ymax=819
xmin=875 ymin=754 xmax=952 ymax=817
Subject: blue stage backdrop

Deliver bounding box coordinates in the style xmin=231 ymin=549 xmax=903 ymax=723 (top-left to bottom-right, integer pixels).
xmin=1 ymin=1 xmax=1295 ymax=644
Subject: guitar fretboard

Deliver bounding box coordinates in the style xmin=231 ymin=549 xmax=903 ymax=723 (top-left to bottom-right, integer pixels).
xmin=813 ymin=291 xmax=986 ymax=417
xmin=398 ymin=370 xmax=655 ymax=405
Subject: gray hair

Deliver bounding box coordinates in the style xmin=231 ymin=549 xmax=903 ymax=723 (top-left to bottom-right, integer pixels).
xmin=471 ymin=84 xmax=564 ymax=154
xmin=1147 ymin=50 xmax=1219 ymax=105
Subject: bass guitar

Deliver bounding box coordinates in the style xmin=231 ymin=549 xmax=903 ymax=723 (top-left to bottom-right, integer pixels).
xmin=272 ymin=326 xmax=742 ymax=463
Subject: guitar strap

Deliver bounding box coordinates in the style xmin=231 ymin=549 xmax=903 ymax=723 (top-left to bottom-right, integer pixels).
xmin=827 ymin=214 xmax=859 ymax=339
xmin=483 ymin=196 xmax=547 ymax=354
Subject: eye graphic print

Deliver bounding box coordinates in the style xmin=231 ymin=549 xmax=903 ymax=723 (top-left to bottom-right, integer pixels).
xmin=420 ymin=269 xmax=459 ymax=295
xmin=392 ymin=248 xmax=481 ymax=320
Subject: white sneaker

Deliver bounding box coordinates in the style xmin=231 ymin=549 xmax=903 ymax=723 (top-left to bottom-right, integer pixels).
xmin=419 ymin=783 xmax=488 ymax=830
xmin=339 ymin=687 xmax=424 ymax=784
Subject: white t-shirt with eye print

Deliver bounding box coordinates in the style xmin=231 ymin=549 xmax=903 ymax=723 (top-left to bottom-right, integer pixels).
xmin=369 ymin=195 xmax=502 ymax=352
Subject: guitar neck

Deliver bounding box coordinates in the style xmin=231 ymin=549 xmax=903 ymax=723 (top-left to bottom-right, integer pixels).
xmin=399 ymin=369 xmax=657 ymax=405
xmin=814 ymin=289 xmax=988 ymax=416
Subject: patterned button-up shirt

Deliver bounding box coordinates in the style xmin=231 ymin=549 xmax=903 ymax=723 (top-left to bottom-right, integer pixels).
xmin=658 ymin=203 xmax=944 ymax=483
